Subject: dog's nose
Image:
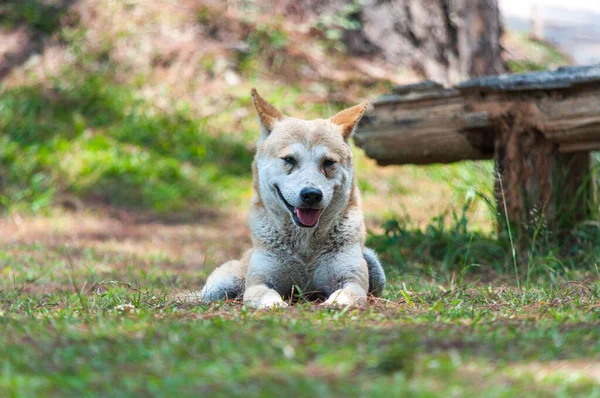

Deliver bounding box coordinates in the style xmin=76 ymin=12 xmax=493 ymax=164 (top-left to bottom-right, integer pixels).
xmin=300 ymin=187 xmax=323 ymax=206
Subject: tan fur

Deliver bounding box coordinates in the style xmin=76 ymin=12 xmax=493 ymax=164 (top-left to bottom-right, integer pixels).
xmin=330 ymin=101 xmax=369 ymax=139
xmin=198 ymin=90 xmax=385 ymax=308
xmin=261 ymin=118 xmax=352 ymax=164
xmin=251 ymin=88 xmax=284 ymax=133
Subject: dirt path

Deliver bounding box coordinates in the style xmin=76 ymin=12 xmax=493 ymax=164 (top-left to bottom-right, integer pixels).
xmin=0 ymin=207 xmax=251 ymax=294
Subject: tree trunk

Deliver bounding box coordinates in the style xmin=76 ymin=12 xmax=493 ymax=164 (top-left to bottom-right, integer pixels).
xmin=271 ymin=0 xmax=505 ymax=84
xmin=358 ymin=0 xmax=504 ymax=84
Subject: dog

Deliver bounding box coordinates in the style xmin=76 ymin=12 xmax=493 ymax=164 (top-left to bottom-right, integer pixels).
xmin=198 ymin=89 xmax=385 ymax=308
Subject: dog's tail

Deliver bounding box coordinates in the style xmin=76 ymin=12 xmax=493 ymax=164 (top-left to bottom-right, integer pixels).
xmin=364 ymin=247 xmax=386 ymax=297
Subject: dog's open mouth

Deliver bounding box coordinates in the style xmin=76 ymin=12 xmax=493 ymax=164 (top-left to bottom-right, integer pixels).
xmin=275 ymin=185 xmax=322 ymax=228
xmin=294 ymin=208 xmax=321 ymax=227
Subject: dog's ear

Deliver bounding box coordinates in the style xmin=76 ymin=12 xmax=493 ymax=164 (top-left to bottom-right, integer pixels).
xmin=330 ymin=100 xmax=369 ymax=141
xmin=251 ymin=88 xmax=284 ymax=139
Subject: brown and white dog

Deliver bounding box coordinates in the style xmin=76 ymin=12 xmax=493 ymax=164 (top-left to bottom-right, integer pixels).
xmin=199 ymin=89 xmax=385 ymax=308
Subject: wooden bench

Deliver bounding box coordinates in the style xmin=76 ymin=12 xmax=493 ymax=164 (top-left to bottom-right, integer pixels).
xmin=355 ymin=65 xmax=600 ymax=237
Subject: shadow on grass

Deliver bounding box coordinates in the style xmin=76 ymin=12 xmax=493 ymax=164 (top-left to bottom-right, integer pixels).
xmin=0 ymin=73 xmax=254 ymax=214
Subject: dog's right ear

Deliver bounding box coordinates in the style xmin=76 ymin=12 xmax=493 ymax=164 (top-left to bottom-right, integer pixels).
xmin=251 ymin=88 xmax=284 ymax=139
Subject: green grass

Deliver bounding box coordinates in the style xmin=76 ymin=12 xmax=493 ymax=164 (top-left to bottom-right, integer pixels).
xmin=1 ymin=274 xmax=599 ymax=397
xmin=1 ymin=211 xmax=599 ymax=396
xmin=0 ymin=67 xmax=370 ymax=215
xmin=0 ymin=71 xmax=256 ymax=214
xmin=368 ymin=201 xmax=600 ymax=286
xmin=0 ymin=0 xmax=71 ymax=35
xmin=505 ymin=33 xmax=572 ymax=73
xmin=1 ymin=203 xmax=598 ymax=396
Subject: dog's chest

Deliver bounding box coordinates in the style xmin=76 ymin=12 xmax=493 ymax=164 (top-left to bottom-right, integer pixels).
xmin=269 ymin=222 xmax=354 ymax=270
xmin=271 ymin=230 xmax=324 ymax=263
xmin=251 ymin=211 xmax=360 ymax=288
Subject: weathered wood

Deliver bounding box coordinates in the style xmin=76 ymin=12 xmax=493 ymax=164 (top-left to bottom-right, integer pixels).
xmin=495 ymin=141 xmax=592 ymax=240
xmin=457 ymin=65 xmax=600 ymax=92
xmin=493 ymin=109 xmax=553 ymax=233
xmin=391 ymin=80 xmax=444 ymax=95
xmin=355 ymin=65 xmax=600 ymax=242
xmin=358 ymin=86 xmax=486 ymax=164
xmin=469 ymin=88 xmax=600 ymax=151
xmin=356 ymin=67 xmax=600 ymax=166
xmin=490 ymin=101 xmax=595 ymax=241
xmin=355 ymin=110 xmax=493 ymax=165
xmin=373 ymin=89 xmax=460 ymax=105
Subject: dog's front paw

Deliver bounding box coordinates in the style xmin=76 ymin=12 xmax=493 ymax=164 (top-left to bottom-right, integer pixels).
xmin=244 ymin=290 xmax=288 ymax=309
xmin=257 ymin=299 xmax=289 ymax=309
xmin=321 ymin=289 xmax=365 ymax=307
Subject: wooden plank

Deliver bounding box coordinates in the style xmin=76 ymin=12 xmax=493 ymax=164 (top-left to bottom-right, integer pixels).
xmin=559 ymin=141 xmax=600 ymax=153
xmin=391 ymin=80 xmax=444 ymax=95
xmin=357 ymin=71 xmax=600 ymax=166
xmin=372 ymin=89 xmax=460 ymax=106
xmin=457 ymin=64 xmax=600 ymax=92
xmin=355 ymin=112 xmax=493 ymax=165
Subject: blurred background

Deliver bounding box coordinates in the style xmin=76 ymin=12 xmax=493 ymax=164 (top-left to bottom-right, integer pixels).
xmin=1 ymin=0 xmax=599 ymax=278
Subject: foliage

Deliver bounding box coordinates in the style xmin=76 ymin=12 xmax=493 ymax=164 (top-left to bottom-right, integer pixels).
xmin=0 ymin=72 xmax=254 ymax=213
xmin=316 ymin=1 xmax=363 ymax=40
xmin=504 ymin=33 xmax=572 ymax=73
xmin=368 ymin=203 xmax=508 ymax=274
xmin=314 ymin=0 xmax=365 ymax=52
xmin=369 ymin=199 xmax=600 ymax=286
xmin=0 ymin=0 xmax=71 ymax=34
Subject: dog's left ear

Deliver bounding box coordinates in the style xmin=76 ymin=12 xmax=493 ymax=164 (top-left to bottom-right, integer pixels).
xmin=330 ymin=100 xmax=369 ymax=141
xmin=251 ymin=88 xmax=284 ymax=140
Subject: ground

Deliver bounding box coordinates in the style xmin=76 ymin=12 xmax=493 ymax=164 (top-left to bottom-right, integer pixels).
xmin=2 ymin=209 xmax=600 ymax=396
xmin=1 ymin=1 xmax=599 ymax=396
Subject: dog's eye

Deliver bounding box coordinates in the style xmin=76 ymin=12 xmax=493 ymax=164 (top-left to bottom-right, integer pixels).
xmin=282 ymin=156 xmax=296 ymax=167
xmin=323 ymin=159 xmax=337 ymax=168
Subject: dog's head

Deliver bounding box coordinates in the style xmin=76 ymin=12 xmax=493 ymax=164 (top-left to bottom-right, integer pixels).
xmin=251 ymin=88 xmax=367 ymax=229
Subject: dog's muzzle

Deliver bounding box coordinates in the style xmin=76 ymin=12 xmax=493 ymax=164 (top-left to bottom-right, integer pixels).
xmin=275 ymin=185 xmax=323 ymax=228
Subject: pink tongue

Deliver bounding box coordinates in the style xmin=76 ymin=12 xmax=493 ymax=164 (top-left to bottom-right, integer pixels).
xmin=295 ymin=208 xmax=321 ymax=226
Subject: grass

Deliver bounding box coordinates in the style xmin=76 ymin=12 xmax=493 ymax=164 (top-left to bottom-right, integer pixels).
xmin=1 ymin=208 xmax=600 ymax=396
xmin=0 ymin=71 xmax=256 ymax=213
xmin=368 ymin=200 xmax=600 ymax=286
xmin=0 ymin=0 xmax=71 ymax=35
xmin=1 ymin=269 xmax=599 ymax=397
xmin=0 ymin=0 xmax=365 ymax=215
xmin=504 ymin=32 xmax=573 ymax=73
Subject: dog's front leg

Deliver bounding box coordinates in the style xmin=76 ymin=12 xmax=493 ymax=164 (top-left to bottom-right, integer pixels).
xmin=314 ymin=246 xmax=370 ymax=307
xmin=243 ymin=250 xmax=290 ymax=309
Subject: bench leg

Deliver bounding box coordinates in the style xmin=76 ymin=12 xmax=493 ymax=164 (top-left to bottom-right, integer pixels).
xmin=493 ymin=121 xmax=593 ymax=245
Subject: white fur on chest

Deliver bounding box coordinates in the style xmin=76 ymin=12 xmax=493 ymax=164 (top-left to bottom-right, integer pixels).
xmin=250 ymin=204 xmax=360 ymax=256
xmin=248 ymin=203 xmax=363 ymax=292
